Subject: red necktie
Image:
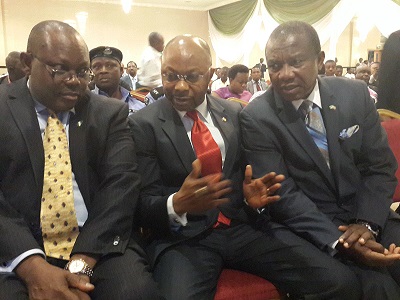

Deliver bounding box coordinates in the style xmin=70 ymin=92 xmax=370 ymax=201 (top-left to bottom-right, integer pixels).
xmin=256 ymin=82 xmax=261 ymax=91
xmin=186 ymin=111 xmax=222 ymax=176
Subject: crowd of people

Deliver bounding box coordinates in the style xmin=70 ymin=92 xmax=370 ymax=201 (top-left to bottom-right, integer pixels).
xmin=1 ymin=18 xmax=400 ymax=300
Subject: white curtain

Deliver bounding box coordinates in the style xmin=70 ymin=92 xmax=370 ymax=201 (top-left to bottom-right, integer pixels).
xmin=208 ymin=0 xmax=400 ymax=66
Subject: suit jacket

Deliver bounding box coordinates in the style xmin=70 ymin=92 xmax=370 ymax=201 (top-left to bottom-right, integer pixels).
xmin=121 ymin=75 xmax=136 ymax=90
xmin=240 ymin=76 xmax=398 ymax=250
xmin=0 ymin=78 xmax=141 ymax=263
xmin=129 ymin=95 xmax=258 ymax=264
xmin=246 ymin=80 xmax=268 ymax=94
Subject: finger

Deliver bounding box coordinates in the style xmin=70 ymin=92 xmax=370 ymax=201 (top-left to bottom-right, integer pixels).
xmin=364 ymin=240 xmax=386 ymax=254
xmin=244 ymin=165 xmax=252 ymax=185
xmin=358 ymin=230 xmax=374 ymax=245
xmin=70 ymin=288 xmax=91 ymax=300
xmin=190 ymin=159 xmax=202 ymax=179
xmin=259 ymin=195 xmax=281 ymax=206
xmin=66 ymin=273 xmax=94 ymax=292
xmin=207 ymin=198 xmax=230 ymax=209
xmin=259 ymin=172 xmax=276 ymax=185
xmin=266 ymin=183 xmax=282 ymax=195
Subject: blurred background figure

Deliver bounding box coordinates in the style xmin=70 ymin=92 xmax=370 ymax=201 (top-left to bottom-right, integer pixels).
xmin=324 ymin=59 xmax=336 ymax=76
xmin=246 ymin=66 xmax=268 ymax=94
xmin=377 ymin=30 xmax=400 ymax=113
xmin=210 ymin=66 xmax=229 ymax=91
xmin=0 ymin=51 xmax=27 ymax=85
xmin=355 ymin=64 xmax=377 ymax=103
xmin=335 ymin=65 xmax=343 ymax=77
xmin=138 ymin=32 xmax=164 ymax=89
xmin=121 ymin=60 xmax=138 ymax=90
xmin=254 ymin=57 xmax=267 ymax=78
xmin=369 ymin=61 xmax=379 ymax=92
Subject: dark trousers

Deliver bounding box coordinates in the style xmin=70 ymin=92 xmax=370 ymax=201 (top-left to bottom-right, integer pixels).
xmin=153 ymin=222 xmax=362 ymax=300
xmin=0 ymin=246 xmax=161 ymax=300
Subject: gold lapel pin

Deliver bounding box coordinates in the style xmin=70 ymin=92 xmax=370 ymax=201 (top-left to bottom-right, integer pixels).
xmin=77 ymin=121 xmax=83 ymax=127
xmin=222 ymin=117 xmax=227 ymax=122
xmin=329 ymin=105 xmax=336 ymax=110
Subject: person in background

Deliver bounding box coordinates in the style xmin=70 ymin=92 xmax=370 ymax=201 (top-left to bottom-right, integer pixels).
xmin=212 ymin=64 xmax=252 ymax=102
xmin=0 ymin=51 xmax=27 ymax=85
xmin=241 ymin=20 xmax=400 ymax=299
xmin=335 ymin=64 xmax=343 ymax=77
xmin=254 ymin=57 xmax=267 ymax=78
xmin=129 ymin=34 xmax=362 ymax=300
xmin=90 ymin=46 xmax=145 ymax=114
xmin=121 ymin=60 xmax=138 ymax=90
xmin=355 ymin=64 xmax=377 ymax=102
xmin=210 ymin=66 xmax=229 ymax=91
xmin=0 ymin=20 xmax=160 ymax=300
xmin=344 ymin=67 xmax=356 ymax=79
xmin=369 ymin=61 xmax=380 ymax=92
xmin=138 ymin=32 xmax=164 ymax=89
xmin=324 ymin=59 xmax=336 ymax=76
xmin=246 ymin=66 xmax=268 ymax=94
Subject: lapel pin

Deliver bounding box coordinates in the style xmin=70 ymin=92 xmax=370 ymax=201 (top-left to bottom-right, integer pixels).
xmin=329 ymin=105 xmax=336 ymax=110
xmin=77 ymin=121 xmax=83 ymax=127
xmin=222 ymin=117 xmax=227 ymax=122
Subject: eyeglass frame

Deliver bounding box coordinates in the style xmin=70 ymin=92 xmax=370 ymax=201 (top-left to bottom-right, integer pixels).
xmin=32 ymin=54 xmax=94 ymax=82
xmin=161 ymin=69 xmax=210 ymax=84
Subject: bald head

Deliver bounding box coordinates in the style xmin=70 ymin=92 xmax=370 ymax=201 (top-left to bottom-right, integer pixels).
xmin=149 ymin=32 xmax=164 ymax=52
xmin=27 ymin=20 xmax=87 ymax=57
xmin=161 ymin=35 xmax=213 ymax=112
xmin=5 ymin=51 xmax=26 ymax=82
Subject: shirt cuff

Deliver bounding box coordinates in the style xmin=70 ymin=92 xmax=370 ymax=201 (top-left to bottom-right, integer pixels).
xmin=167 ymin=193 xmax=188 ymax=227
xmin=328 ymin=240 xmax=339 ymax=256
xmin=0 ymin=249 xmax=45 ymax=273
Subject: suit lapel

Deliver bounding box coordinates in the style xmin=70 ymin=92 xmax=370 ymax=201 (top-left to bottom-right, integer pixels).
xmin=7 ymin=79 xmax=44 ymax=190
xmin=318 ymin=79 xmax=341 ymax=192
xmin=207 ymin=95 xmax=237 ymax=176
xmin=160 ymin=99 xmax=196 ymax=174
xmin=274 ymin=89 xmax=336 ymax=189
xmin=69 ymin=93 xmax=90 ymax=204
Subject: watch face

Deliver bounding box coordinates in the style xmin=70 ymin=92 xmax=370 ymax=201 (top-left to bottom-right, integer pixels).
xmin=69 ymin=260 xmax=85 ymax=273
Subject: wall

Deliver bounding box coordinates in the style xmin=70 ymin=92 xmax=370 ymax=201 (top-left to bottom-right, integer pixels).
xmin=0 ymin=0 xmax=212 ymax=69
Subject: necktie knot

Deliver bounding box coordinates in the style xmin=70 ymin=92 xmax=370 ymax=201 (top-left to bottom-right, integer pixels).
xmin=186 ymin=110 xmax=198 ymax=121
xmin=298 ymin=100 xmax=313 ymax=121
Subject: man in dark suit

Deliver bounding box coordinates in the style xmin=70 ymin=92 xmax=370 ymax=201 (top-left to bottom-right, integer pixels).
xmin=246 ymin=66 xmax=268 ymax=94
xmin=241 ymin=21 xmax=400 ymax=298
xmin=254 ymin=58 xmax=267 ymax=78
xmin=0 ymin=20 xmax=159 ymax=299
xmin=129 ymin=34 xmax=363 ymax=299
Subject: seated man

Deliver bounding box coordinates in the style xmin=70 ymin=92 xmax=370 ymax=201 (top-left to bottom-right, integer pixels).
xmin=355 ymin=64 xmax=378 ymax=103
xmin=210 ymin=66 xmax=229 ymax=91
xmin=212 ymin=64 xmax=252 ymax=102
xmin=324 ymin=59 xmax=336 ymax=76
xmin=0 ymin=20 xmax=160 ymax=300
xmin=246 ymin=66 xmax=268 ymax=94
xmin=241 ymin=20 xmax=400 ymax=299
xmin=0 ymin=51 xmax=27 ymax=85
xmin=90 ymin=46 xmax=145 ymax=114
xmin=129 ymin=34 xmax=363 ymax=300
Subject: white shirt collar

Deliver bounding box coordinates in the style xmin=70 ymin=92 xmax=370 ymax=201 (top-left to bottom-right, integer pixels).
xmin=292 ymin=80 xmax=321 ymax=110
xmin=176 ymin=96 xmax=209 ymax=121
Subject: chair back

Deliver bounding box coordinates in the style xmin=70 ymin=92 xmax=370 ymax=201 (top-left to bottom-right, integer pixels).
xmin=381 ymin=119 xmax=400 ymax=202
xmin=377 ymin=109 xmax=400 ymax=122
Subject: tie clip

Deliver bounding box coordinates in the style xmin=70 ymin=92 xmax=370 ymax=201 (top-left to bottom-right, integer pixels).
xmin=222 ymin=117 xmax=227 ymax=122
xmin=329 ymin=105 xmax=336 ymax=110
xmin=77 ymin=121 xmax=83 ymax=127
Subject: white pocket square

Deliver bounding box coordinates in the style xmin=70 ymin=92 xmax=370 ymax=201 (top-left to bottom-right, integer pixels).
xmin=339 ymin=125 xmax=359 ymax=140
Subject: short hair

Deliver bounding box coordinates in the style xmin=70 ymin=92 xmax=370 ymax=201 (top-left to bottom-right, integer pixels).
xmin=149 ymin=32 xmax=163 ymax=47
xmin=267 ymin=21 xmax=321 ymax=56
xmin=5 ymin=51 xmax=21 ymax=65
xmin=127 ymin=61 xmax=137 ymax=67
xmin=228 ymin=64 xmax=248 ymax=80
xmin=336 ymin=65 xmax=343 ymax=69
xmin=325 ymin=59 xmax=335 ymax=65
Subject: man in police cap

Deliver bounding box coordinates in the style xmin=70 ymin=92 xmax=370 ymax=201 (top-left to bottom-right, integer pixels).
xmin=90 ymin=46 xmax=145 ymax=114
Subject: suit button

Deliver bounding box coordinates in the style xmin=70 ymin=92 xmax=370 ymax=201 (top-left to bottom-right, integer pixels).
xmin=113 ymin=236 xmax=120 ymax=246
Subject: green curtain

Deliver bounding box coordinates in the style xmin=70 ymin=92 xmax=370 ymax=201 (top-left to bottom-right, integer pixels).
xmin=263 ymin=0 xmax=340 ymax=24
xmin=393 ymin=0 xmax=400 ymax=5
xmin=209 ymin=0 xmax=258 ymax=35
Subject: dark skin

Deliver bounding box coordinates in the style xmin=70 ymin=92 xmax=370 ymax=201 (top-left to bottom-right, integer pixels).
xmin=16 ymin=21 xmax=98 ymax=300
xmin=266 ymin=32 xmax=400 ymax=266
xmin=91 ymin=57 xmax=124 ymax=99
xmin=162 ymin=35 xmax=284 ymax=216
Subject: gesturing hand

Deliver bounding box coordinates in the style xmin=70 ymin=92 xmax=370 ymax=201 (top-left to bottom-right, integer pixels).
xmin=173 ymin=159 xmax=231 ymax=215
xmin=243 ymin=165 xmax=285 ymax=209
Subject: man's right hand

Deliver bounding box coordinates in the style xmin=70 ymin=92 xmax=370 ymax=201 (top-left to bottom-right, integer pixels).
xmin=15 ymin=255 xmax=94 ymax=300
xmin=173 ymin=159 xmax=231 ymax=215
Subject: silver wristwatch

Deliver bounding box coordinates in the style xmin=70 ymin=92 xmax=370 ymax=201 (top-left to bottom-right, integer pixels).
xmin=65 ymin=259 xmax=94 ymax=277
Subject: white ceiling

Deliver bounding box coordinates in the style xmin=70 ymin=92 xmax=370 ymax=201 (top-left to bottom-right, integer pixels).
xmin=62 ymin=0 xmax=241 ymax=11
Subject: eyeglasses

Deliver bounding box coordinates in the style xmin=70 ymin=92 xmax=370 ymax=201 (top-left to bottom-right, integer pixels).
xmin=33 ymin=55 xmax=93 ymax=82
xmin=162 ymin=71 xmax=208 ymax=84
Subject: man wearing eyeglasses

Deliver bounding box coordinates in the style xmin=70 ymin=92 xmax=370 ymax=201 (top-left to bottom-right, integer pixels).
xmin=128 ymin=35 xmax=361 ymax=299
xmin=90 ymin=46 xmax=145 ymax=114
xmin=0 ymin=20 xmax=160 ymax=299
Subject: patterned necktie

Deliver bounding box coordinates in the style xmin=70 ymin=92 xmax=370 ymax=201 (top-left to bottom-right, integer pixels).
xmin=299 ymin=100 xmax=330 ymax=167
xmin=40 ymin=112 xmax=79 ymax=259
xmin=256 ymin=82 xmax=261 ymax=91
xmin=186 ymin=110 xmax=222 ymax=176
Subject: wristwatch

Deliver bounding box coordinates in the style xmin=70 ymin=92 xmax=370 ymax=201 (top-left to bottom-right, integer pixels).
xmin=65 ymin=259 xmax=94 ymax=277
xmin=355 ymin=220 xmax=380 ymax=240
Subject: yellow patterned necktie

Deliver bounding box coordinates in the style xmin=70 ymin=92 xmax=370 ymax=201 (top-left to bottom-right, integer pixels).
xmin=40 ymin=112 xmax=79 ymax=260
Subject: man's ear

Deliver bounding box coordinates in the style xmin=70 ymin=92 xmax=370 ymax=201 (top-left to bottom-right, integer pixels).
xmin=20 ymin=52 xmax=33 ymax=76
xmin=317 ymin=51 xmax=325 ymax=71
xmin=207 ymin=67 xmax=215 ymax=82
